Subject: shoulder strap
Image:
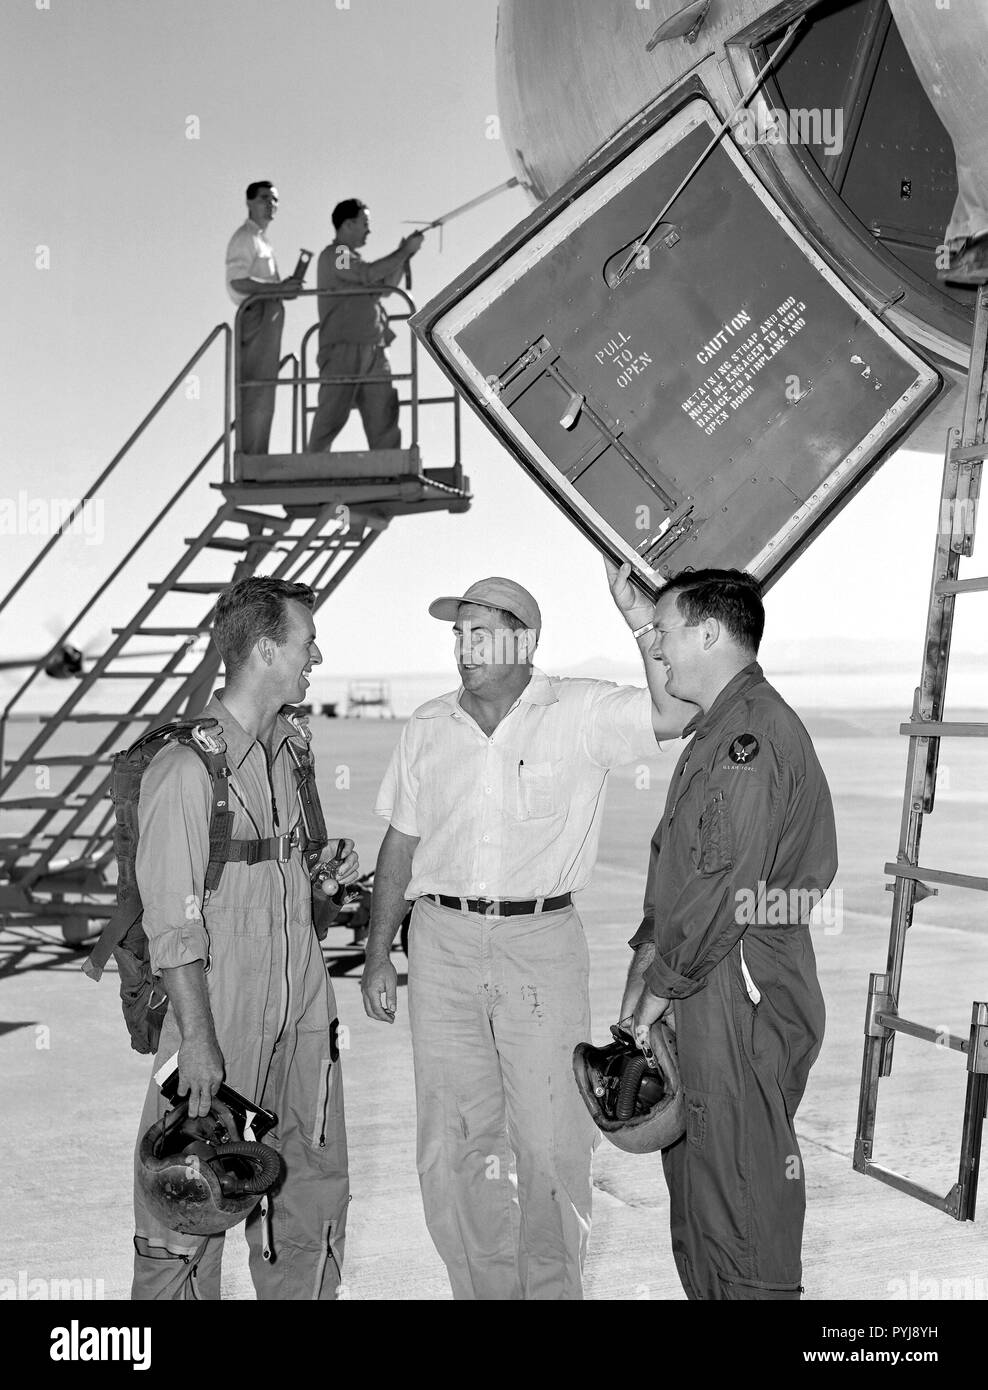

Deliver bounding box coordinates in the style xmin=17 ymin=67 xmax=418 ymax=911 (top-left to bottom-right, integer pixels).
xmin=172 ymin=719 xmax=292 ymax=890
xmin=131 ymin=718 xmax=289 ymax=894
xmin=81 ymin=899 xmax=143 ymax=982
xmin=285 ymin=736 xmax=329 ymax=875
xmin=199 ymin=744 xmax=234 ymax=895
xmin=83 ymin=718 xmax=291 ymax=985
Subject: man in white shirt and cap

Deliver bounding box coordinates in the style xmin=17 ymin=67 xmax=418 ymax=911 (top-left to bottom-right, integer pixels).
xmin=361 ymin=566 xmax=693 ymax=1300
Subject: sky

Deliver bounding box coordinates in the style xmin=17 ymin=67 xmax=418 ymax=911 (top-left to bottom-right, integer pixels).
xmin=2 ymin=0 xmax=985 ymax=694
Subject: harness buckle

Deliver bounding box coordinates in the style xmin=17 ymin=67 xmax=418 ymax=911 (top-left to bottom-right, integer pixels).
xmin=286 ymin=711 xmax=312 ymax=744
xmin=191 ymin=722 xmax=226 ymax=756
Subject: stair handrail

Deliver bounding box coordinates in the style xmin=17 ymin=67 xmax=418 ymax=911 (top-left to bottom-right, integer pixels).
xmin=233 ymin=285 xmax=422 ymax=472
xmin=15 ymin=497 xmax=354 ymax=887
xmin=0 ymin=322 xmax=231 ymax=622
xmin=0 ymin=435 xmax=227 ymax=779
xmin=0 ymin=335 xmax=306 ymax=770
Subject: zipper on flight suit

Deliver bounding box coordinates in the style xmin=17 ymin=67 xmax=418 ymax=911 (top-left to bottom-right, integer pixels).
xmin=318 ymin=1059 xmax=331 ymax=1147
xmin=229 ymin=770 xmax=291 ymax=1095
xmin=263 ymin=750 xmax=292 ymax=1056
xmin=666 ymin=736 xmax=699 ymax=831
xmin=311 ymin=1219 xmax=343 ymax=1298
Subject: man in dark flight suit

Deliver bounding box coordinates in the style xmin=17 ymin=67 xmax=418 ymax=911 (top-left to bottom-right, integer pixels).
xmin=619 ymin=569 xmax=837 ymax=1300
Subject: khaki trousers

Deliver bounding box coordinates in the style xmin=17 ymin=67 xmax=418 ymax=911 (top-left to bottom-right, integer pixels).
xmin=307 ymin=343 xmax=400 ymax=453
xmin=237 ymin=298 xmax=284 ymax=455
xmin=407 ymin=896 xmax=595 ymax=1301
xmin=132 ymin=981 xmax=349 ymax=1301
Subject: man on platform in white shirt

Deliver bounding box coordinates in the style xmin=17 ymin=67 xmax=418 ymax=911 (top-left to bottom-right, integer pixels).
xmin=225 ymin=181 xmax=301 ymax=454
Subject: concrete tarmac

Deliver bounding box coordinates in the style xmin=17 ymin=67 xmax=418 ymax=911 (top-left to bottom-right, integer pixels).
xmin=2 ymin=712 xmax=986 ymax=1301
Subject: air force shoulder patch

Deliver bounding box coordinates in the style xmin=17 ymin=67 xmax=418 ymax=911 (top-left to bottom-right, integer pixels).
xmin=728 ymin=733 xmax=760 ymax=764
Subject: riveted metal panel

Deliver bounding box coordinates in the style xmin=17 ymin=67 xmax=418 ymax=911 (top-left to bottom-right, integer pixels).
xmin=413 ymin=97 xmax=941 ymax=593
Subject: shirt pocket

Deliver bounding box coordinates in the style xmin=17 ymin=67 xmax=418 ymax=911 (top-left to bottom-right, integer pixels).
xmin=515 ymin=760 xmax=557 ymax=821
xmin=697 ymin=789 xmax=734 ymax=874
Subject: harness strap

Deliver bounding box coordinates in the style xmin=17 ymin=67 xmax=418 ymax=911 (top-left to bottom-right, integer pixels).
xmin=82 ymin=898 xmax=142 ymax=982
xmin=203 ymin=749 xmax=233 ymax=895
xmin=83 ymin=717 xmax=312 ymax=989
xmin=285 ymin=738 xmax=329 ymax=874
xmin=223 ymin=834 xmax=293 ymax=865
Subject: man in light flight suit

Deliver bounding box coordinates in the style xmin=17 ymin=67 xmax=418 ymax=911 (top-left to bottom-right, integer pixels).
xmin=131 ymin=577 xmax=357 ymax=1300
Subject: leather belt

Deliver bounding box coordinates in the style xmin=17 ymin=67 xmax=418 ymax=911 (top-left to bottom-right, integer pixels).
xmin=427 ymin=893 xmax=572 ymax=918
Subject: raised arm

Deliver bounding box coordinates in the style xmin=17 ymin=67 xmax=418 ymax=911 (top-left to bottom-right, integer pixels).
xmin=605 ymin=558 xmax=697 ymax=740
xmin=328 ymin=233 xmax=424 ymax=289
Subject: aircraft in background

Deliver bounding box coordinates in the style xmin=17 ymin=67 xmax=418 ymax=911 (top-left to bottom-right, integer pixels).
xmin=0 ymin=642 xmax=200 ymax=680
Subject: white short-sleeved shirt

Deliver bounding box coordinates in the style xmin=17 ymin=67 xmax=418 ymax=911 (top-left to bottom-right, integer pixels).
xmin=225 ymin=218 xmax=279 ymax=305
xmin=374 ymin=667 xmax=662 ymax=900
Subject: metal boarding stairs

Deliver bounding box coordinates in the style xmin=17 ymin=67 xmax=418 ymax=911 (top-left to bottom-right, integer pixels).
xmin=0 ymin=286 xmax=469 ymax=945
xmin=855 ymin=284 xmax=988 ymax=1220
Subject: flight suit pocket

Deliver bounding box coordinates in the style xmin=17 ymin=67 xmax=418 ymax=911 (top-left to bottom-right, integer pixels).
xmin=308 ymin=1019 xmax=342 ymax=1149
xmin=686 ymin=1097 xmax=706 ymax=1151
xmin=698 ymin=790 xmax=733 ymax=874
xmin=718 ymin=1274 xmax=803 ymax=1300
xmin=516 ymin=761 xmax=556 ymax=820
xmin=311 ymin=1058 xmax=332 ymax=1149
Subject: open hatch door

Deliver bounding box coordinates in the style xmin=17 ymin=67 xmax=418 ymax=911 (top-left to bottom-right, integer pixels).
xmin=412 ymin=94 xmax=942 ymax=594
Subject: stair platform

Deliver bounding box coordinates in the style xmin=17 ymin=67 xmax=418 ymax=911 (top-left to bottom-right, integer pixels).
xmin=220 ymin=462 xmax=471 ymax=519
xmin=237 ymin=447 xmax=420 ymax=483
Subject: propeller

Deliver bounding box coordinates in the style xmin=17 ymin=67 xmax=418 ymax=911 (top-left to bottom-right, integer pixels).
xmin=0 ymin=638 xmax=204 ymax=680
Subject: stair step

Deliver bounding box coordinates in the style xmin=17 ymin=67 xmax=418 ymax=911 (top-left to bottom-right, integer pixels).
xmin=239 ymin=448 xmax=418 ymax=484
xmin=113 ymin=626 xmax=208 ymax=637
xmin=1 ymin=832 xmax=89 ymax=843
xmin=4 ymin=755 xmax=112 ymax=766
xmin=949 ymin=444 xmax=988 ymax=463
xmin=24 ymin=870 xmax=110 ymax=895
xmin=97 ymin=670 xmax=185 ymax=680
xmin=61 ymin=712 xmax=164 ymax=723
xmin=229 ymin=508 xmax=292 ymax=532
xmin=886 ymin=861 xmax=988 ymax=893
xmin=0 ymin=796 xmax=91 ymax=810
xmin=189 ymin=535 xmax=277 ymax=552
xmin=152 ymin=582 xmax=228 ymax=593
xmin=900 ymin=720 xmax=988 ymax=738
xmin=935 ymin=576 xmax=988 ymax=595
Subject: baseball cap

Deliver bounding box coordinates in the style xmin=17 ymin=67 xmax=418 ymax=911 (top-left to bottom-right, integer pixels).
xmin=428 ymin=577 xmax=542 ymax=632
